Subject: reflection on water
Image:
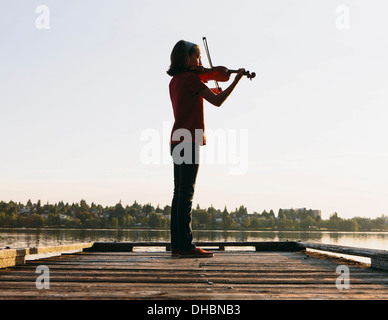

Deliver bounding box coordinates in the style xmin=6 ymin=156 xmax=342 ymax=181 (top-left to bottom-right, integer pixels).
xmin=1 ymin=228 xmax=388 ymax=251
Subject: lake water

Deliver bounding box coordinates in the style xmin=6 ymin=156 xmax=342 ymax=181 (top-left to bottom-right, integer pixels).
xmin=1 ymin=228 xmax=388 ymax=251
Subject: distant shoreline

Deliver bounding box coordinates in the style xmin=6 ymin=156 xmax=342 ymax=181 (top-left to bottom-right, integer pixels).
xmin=1 ymin=200 xmax=387 ymax=232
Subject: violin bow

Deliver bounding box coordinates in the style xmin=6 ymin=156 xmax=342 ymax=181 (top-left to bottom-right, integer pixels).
xmin=202 ymin=37 xmax=221 ymax=93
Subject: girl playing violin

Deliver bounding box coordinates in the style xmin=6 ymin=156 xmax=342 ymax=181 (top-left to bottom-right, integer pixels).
xmin=167 ymin=39 xmax=245 ymax=258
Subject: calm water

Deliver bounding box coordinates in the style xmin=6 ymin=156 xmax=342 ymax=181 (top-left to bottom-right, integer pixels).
xmin=1 ymin=228 xmax=388 ymax=252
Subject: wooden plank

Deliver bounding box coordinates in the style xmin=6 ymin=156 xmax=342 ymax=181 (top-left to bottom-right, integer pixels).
xmin=371 ymin=257 xmax=388 ymax=271
xmin=86 ymin=241 xmax=301 ymax=252
xmin=28 ymin=242 xmax=94 ymax=255
xmin=1 ymin=250 xmax=388 ymax=300
xmin=2 ymin=242 xmax=388 ymax=300
xmin=297 ymin=242 xmax=388 ymax=259
xmin=0 ymin=243 xmax=94 ymax=269
xmin=0 ymin=248 xmax=30 ymax=268
xmin=1 ymin=285 xmax=388 ymax=300
xmin=297 ymin=242 xmax=388 ymax=271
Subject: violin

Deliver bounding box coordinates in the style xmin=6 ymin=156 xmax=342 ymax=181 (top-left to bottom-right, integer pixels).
xmin=191 ymin=66 xmax=256 ymax=83
xmin=192 ymin=37 xmax=256 ymax=93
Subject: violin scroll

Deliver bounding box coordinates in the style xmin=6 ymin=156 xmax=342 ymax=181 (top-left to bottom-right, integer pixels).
xmin=232 ymin=69 xmax=256 ymax=80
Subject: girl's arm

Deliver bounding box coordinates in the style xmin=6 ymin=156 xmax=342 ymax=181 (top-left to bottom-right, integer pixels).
xmin=199 ymin=68 xmax=245 ymax=107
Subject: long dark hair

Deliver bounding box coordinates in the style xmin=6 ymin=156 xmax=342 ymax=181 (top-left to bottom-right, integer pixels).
xmin=167 ymin=40 xmax=198 ymax=76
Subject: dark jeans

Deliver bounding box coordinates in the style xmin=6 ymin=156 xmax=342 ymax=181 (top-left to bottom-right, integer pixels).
xmin=170 ymin=143 xmax=200 ymax=251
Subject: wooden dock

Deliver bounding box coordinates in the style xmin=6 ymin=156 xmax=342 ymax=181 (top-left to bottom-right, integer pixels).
xmin=1 ymin=241 xmax=388 ymax=300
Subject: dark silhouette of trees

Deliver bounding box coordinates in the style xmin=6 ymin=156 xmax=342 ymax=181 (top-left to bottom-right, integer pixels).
xmin=0 ymin=199 xmax=386 ymax=231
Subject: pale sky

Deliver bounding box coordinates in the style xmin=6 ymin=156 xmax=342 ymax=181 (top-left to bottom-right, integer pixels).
xmin=1 ymin=0 xmax=388 ymax=219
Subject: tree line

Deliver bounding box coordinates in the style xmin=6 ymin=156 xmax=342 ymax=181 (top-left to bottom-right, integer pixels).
xmin=0 ymin=200 xmax=387 ymax=232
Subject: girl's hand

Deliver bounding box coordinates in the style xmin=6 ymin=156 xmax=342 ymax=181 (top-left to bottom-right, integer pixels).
xmin=235 ymin=68 xmax=246 ymax=82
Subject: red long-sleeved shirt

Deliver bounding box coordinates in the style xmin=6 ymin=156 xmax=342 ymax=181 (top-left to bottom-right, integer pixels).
xmin=169 ymin=72 xmax=208 ymax=145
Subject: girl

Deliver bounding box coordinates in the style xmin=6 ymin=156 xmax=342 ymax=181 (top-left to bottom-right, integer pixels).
xmin=167 ymin=40 xmax=245 ymax=258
